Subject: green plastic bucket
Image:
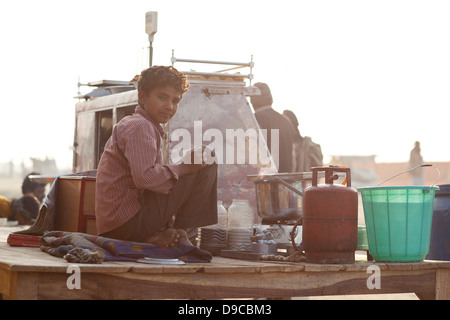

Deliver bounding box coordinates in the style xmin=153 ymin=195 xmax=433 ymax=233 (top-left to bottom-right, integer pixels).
xmin=358 ymin=186 xmax=439 ymax=262
xmin=357 ymin=225 xmax=369 ymax=250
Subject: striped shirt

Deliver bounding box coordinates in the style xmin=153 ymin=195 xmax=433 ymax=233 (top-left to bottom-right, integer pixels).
xmin=95 ymin=106 xmax=180 ymax=235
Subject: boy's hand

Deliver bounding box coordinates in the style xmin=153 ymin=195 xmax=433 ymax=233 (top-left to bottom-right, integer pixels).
xmin=178 ymin=146 xmax=215 ymax=176
xmin=181 ymin=146 xmax=216 ymax=165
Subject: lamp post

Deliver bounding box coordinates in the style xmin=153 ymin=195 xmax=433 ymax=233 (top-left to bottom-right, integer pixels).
xmin=145 ymin=11 xmax=158 ymax=67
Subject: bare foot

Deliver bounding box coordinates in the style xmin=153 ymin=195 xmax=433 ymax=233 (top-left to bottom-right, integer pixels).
xmin=144 ymin=228 xmax=179 ymax=248
xmin=175 ymin=229 xmax=193 ymax=246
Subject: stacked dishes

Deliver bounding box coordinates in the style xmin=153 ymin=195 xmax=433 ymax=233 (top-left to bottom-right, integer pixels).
xmin=199 ymin=201 xmax=228 ymax=256
xmin=228 ymin=228 xmax=252 ymax=251
xmin=199 ymin=227 xmax=227 ymax=255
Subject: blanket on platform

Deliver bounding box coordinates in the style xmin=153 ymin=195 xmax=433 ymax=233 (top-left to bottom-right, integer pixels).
xmin=40 ymin=231 xmax=212 ymax=264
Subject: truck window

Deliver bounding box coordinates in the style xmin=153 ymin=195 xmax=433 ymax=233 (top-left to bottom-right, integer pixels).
xmin=96 ymin=110 xmax=113 ymax=165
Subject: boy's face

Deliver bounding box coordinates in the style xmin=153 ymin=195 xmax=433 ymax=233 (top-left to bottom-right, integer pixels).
xmin=33 ymin=185 xmax=46 ymax=203
xmin=139 ymin=85 xmax=182 ymax=124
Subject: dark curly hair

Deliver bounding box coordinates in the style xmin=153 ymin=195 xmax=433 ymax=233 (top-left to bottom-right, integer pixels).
xmin=21 ymin=172 xmax=45 ymax=195
xmin=137 ymin=65 xmax=189 ymax=97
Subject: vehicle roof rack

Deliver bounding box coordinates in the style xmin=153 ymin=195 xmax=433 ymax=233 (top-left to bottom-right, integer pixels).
xmin=171 ymin=50 xmax=254 ymax=85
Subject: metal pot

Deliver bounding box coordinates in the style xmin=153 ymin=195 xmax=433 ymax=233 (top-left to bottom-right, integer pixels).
xmin=247 ymin=172 xmax=314 ymax=224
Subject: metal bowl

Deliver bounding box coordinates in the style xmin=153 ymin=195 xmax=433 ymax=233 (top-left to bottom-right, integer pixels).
xmin=247 ymin=173 xmax=314 ymax=224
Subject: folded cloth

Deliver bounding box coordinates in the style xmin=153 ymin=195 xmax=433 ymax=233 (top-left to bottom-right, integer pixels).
xmin=40 ymin=231 xmax=212 ymax=264
xmin=63 ymin=247 xmax=105 ymax=264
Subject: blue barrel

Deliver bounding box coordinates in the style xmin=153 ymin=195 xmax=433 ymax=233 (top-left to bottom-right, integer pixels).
xmin=426 ymin=184 xmax=450 ymax=261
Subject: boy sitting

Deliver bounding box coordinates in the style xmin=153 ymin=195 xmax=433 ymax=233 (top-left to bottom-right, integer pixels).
xmin=95 ymin=66 xmax=217 ymax=247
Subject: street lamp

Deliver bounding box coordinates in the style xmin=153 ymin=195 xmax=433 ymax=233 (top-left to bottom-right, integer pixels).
xmin=145 ymin=11 xmax=158 ymax=67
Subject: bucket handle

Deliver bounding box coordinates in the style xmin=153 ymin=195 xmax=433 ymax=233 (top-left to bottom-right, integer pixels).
xmin=377 ymin=164 xmax=440 ymax=192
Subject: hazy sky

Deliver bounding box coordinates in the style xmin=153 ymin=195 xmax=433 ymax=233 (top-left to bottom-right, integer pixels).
xmin=1 ymin=0 xmax=449 ymax=172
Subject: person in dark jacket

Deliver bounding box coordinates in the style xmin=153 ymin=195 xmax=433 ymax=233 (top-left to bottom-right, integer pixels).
xmin=283 ymin=109 xmax=323 ymax=172
xmin=283 ymin=109 xmax=304 ymax=172
xmin=250 ymin=82 xmax=295 ymax=173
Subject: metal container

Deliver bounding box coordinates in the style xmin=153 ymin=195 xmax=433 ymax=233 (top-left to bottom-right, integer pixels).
xmin=302 ymin=166 xmax=358 ymax=264
xmin=247 ymin=173 xmax=314 ymax=224
xmin=426 ymin=184 xmax=450 ymax=261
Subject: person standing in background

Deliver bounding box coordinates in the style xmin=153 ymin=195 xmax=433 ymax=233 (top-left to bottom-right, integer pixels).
xmin=409 ymin=141 xmax=424 ymax=185
xmin=250 ymin=82 xmax=295 ymax=173
xmin=283 ymin=109 xmax=323 ymax=172
xmin=283 ymin=109 xmax=304 ymax=172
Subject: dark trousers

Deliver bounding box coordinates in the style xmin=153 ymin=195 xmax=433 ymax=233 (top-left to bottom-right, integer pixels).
xmin=101 ymin=164 xmax=218 ymax=242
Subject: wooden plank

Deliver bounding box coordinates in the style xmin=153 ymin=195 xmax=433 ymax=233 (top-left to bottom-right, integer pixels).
xmin=220 ymin=250 xmax=261 ymax=260
xmin=201 ymin=264 xmax=261 ymax=274
xmin=7 ymin=266 xmax=436 ymax=300
xmin=2 ymin=242 xmax=449 ymax=275
xmin=1 ymin=238 xmax=450 ymax=300
xmin=2 ymin=241 xmax=450 ymax=273
xmin=0 ymin=243 xmax=131 ymax=273
xmin=87 ymin=268 xmax=434 ymax=300
xmin=344 ymin=261 xmax=388 ymax=272
xmin=37 ymin=272 xmax=101 ymax=300
xmin=43 ymin=268 xmax=431 ymax=299
xmin=10 ymin=272 xmax=39 ymax=300
xmin=132 ymin=264 xmax=202 ymax=274
xmin=304 ymin=263 xmax=347 ymax=272
xmin=436 ymin=269 xmax=450 ymax=300
xmin=205 ymin=257 xmax=300 ymax=274
xmin=0 ymin=268 xmax=11 ymax=297
xmin=0 ymin=260 xmax=445 ymax=300
xmin=0 ymin=245 xmax=70 ymax=273
xmin=35 ymin=272 xmax=180 ymax=300
xmin=0 ymin=271 xmax=39 ymax=300
xmin=260 ymin=264 xmax=305 ymax=273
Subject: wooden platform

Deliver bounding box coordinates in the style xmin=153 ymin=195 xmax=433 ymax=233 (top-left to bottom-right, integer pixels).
xmin=0 ymin=239 xmax=449 ymax=300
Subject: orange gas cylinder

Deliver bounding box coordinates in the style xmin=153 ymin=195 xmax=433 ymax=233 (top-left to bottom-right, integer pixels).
xmin=302 ymin=166 xmax=358 ymax=264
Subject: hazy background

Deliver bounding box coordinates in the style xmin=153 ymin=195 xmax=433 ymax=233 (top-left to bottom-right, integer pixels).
xmin=1 ymin=0 xmax=449 ymax=176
